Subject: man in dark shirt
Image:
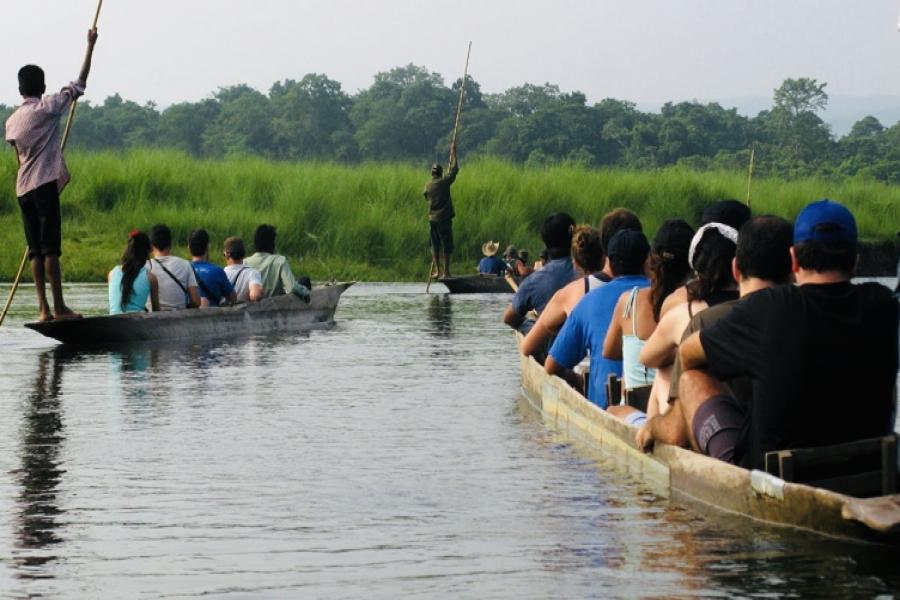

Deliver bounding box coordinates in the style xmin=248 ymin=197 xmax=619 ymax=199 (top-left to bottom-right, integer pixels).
xmin=424 ymin=143 xmax=459 ymax=278
xmin=634 ymin=216 xmax=794 ymax=461
xmin=503 ymin=212 xmax=578 ymax=334
xmin=677 ymin=200 xmax=899 ymax=470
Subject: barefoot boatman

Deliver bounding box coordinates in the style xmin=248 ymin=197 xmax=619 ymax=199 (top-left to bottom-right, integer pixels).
xmin=5 ymin=29 xmax=99 ymax=322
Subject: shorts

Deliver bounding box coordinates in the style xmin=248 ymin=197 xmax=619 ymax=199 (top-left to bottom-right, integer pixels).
xmin=624 ymin=411 xmax=647 ymax=427
xmin=18 ymin=181 xmax=62 ymax=259
xmin=692 ymin=394 xmax=745 ymax=464
xmin=429 ymin=219 xmax=454 ymax=254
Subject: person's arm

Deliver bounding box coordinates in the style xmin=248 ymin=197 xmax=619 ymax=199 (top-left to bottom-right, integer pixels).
xmin=249 ymin=282 xmax=264 ymax=302
xmin=602 ymin=293 xmax=627 ymax=360
xmin=635 ymin=401 xmax=690 ymax=452
xmin=679 ymin=331 xmax=708 ymax=372
xmin=503 ymin=304 xmax=524 ymax=329
xmin=444 ymin=143 xmax=459 ymax=183
xmin=639 ymin=306 xmax=683 ymax=368
xmin=187 ymin=286 xmax=201 ymax=308
xmin=79 ymin=29 xmax=99 ymax=85
xmin=148 ymin=272 xmax=160 ymax=312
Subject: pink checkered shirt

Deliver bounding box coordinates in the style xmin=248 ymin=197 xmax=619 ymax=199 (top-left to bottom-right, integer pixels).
xmin=4 ymin=80 xmax=85 ymax=197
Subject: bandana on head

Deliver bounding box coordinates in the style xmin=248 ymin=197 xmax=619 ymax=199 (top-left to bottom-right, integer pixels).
xmin=688 ymin=222 xmax=738 ymax=270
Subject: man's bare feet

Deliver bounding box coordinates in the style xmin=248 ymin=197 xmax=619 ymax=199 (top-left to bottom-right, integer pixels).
xmin=53 ymin=307 xmax=82 ymax=321
xmin=38 ymin=312 xmax=53 ymax=323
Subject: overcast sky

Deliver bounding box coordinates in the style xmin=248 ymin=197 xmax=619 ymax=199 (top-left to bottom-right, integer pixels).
xmin=4 ymin=0 xmax=900 ymax=108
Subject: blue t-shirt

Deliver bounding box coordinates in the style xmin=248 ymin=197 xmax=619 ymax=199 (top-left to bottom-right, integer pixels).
xmin=511 ymin=257 xmax=576 ymax=318
xmin=191 ymin=260 xmax=234 ymax=305
xmin=478 ymin=256 xmax=507 ymax=276
xmin=548 ymin=274 xmax=650 ymax=409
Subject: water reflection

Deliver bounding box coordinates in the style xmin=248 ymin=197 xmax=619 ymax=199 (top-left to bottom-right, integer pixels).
xmin=13 ymin=348 xmax=72 ymax=578
xmin=427 ymin=295 xmax=453 ymax=338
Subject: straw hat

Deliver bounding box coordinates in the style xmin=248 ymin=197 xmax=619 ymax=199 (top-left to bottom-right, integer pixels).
xmin=482 ymin=240 xmax=500 ymax=256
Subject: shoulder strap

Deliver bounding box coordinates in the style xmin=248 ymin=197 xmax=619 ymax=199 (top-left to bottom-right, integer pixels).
xmin=191 ymin=264 xmax=216 ymax=301
xmin=584 ymin=276 xmax=590 ymax=294
xmin=227 ymin=266 xmax=247 ymax=288
xmin=153 ymin=258 xmax=188 ymax=296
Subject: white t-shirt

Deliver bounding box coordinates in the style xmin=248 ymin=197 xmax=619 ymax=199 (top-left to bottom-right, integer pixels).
xmin=146 ymin=255 xmax=198 ymax=310
xmin=224 ymin=264 xmax=263 ymax=303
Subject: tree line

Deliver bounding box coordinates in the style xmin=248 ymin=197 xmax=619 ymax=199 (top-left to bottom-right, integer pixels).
xmin=3 ymin=66 xmax=899 ymax=182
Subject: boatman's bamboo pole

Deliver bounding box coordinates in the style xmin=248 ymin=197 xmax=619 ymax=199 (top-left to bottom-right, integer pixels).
xmin=427 ymin=41 xmax=472 ymax=293
xmin=61 ymin=0 xmax=103 ymax=151
xmin=0 ymin=0 xmax=104 ymax=327
xmin=746 ymin=146 xmax=755 ymax=210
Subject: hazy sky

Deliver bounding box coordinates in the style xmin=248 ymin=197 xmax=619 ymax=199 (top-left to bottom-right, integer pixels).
xmin=4 ymin=0 xmax=900 ymax=108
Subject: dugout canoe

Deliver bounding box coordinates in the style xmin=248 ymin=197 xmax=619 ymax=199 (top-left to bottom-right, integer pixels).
xmin=25 ymin=282 xmax=355 ymax=347
xmin=516 ymin=332 xmax=900 ymax=545
xmin=440 ymin=274 xmax=520 ymax=294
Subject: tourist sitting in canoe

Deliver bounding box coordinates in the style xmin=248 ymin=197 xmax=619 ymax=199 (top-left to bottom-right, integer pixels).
xmin=147 ymin=224 xmax=201 ymax=311
xmin=664 ymin=200 xmax=898 ymax=470
xmin=108 ymin=230 xmax=159 ymax=315
xmin=660 ymin=199 xmax=751 ymax=315
xmin=502 ymin=213 xmax=577 ymax=334
xmin=244 ymin=224 xmax=311 ymax=301
xmin=545 ymin=229 xmax=652 ymax=409
xmin=223 ymin=237 xmax=264 ymax=303
xmin=520 ymin=225 xmax=605 ymax=363
xmin=602 ymin=219 xmax=694 ymax=415
xmin=520 ymin=208 xmax=641 ymax=363
xmin=189 ymin=229 xmax=236 ymax=307
xmin=477 ymin=241 xmax=507 ymax=276
xmin=636 ymin=223 xmax=739 ymax=414
xmin=626 ymin=216 xmax=792 ymax=440
xmin=503 ymin=246 xmax=533 ymax=277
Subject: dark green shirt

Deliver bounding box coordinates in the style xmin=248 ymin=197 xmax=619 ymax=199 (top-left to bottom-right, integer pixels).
xmin=423 ymin=162 xmax=459 ymax=222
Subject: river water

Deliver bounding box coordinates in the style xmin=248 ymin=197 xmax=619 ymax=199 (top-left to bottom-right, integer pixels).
xmin=0 ymin=281 xmax=897 ymax=599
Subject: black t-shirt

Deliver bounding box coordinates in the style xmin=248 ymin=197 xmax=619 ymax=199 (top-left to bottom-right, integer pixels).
xmin=700 ymin=281 xmax=899 ymax=470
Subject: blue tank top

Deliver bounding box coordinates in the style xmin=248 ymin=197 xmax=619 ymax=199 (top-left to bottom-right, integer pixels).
xmin=621 ymin=287 xmax=657 ymax=390
xmin=109 ymin=265 xmax=151 ymax=314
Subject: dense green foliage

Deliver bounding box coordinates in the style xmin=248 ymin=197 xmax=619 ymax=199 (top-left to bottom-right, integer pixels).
xmin=0 ymin=150 xmax=896 ymax=282
xmin=2 ymin=70 xmax=900 ymax=182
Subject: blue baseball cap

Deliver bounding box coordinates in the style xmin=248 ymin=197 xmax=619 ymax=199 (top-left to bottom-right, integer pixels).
xmin=793 ymin=199 xmax=857 ymax=244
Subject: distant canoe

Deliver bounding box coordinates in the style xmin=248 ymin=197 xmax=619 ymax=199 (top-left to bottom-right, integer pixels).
xmin=516 ymin=332 xmax=900 ymax=545
xmin=25 ymin=282 xmax=354 ymax=347
xmin=440 ymin=274 xmax=520 ymax=294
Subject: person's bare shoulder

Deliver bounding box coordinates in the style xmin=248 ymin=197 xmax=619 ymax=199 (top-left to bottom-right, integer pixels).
xmin=660 ymin=285 xmax=688 ymax=317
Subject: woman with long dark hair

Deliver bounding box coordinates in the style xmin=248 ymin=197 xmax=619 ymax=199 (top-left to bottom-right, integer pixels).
xmin=108 ymin=230 xmax=160 ymax=314
xmin=603 ymin=219 xmax=694 ymax=401
xmin=634 ymin=223 xmax=739 ymax=419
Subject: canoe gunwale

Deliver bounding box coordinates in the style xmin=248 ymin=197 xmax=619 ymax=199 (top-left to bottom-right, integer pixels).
xmin=516 ymin=332 xmax=900 ymax=545
xmin=24 ymin=282 xmax=355 ymax=346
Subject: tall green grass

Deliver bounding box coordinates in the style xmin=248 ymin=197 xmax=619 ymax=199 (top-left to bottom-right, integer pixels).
xmin=1 ymin=150 xmax=897 ymax=281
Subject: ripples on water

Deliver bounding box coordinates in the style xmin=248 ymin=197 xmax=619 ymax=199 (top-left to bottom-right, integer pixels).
xmin=0 ymin=282 xmax=897 ymax=598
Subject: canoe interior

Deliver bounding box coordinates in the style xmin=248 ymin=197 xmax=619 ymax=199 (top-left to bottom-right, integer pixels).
xmin=439 ymin=274 xmax=519 ymax=294
xmin=24 ymin=282 xmax=355 ymax=347
xmin=516 ymin=332 xmax=900 ymax=545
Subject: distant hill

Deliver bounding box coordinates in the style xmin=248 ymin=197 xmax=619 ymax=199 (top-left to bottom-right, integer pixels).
xmin=638 ymin=95 xmax=900 ymax=137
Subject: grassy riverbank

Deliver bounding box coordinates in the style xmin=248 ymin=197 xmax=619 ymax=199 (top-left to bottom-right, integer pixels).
xmin=1 ymin=150 xmax=897 ymax=281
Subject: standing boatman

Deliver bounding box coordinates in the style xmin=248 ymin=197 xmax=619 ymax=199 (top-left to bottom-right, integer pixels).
xmin=424 ymin=142 xmax=459 ymax=279
xmin=5 ymin=28 xmax=99 ymax=322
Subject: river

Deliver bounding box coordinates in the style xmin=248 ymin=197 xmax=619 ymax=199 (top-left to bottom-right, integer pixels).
xmin=0 ymin=282 xmax=897 ymax=598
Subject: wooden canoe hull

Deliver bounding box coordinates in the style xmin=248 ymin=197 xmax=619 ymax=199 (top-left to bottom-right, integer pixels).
xmin=25 ymin=282 xmax=354 ymax=346
xmin=440 ymin=274 xmax=519 ymax=294
xmin=516 ymin=333 xmax=900 ymax=545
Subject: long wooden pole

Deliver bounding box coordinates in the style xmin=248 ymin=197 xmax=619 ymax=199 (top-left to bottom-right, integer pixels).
xmin=449 ymin=41 xmax=472 ymax=163
xmin=0 ymin=251 xmax=29 ymax=327
xmin=745 ymin=146 xmax=755 ymax=209
xmin=61 ymin=0 xmax=103 ymax=151
xmin=1 ymin=0 xmax=103 ymax=327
